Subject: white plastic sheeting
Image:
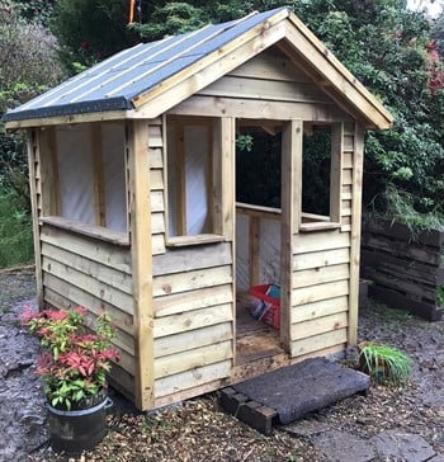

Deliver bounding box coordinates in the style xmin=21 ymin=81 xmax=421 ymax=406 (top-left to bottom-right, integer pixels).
xmin=236 ymin=214 xmax=250 ymax=291
xmin=235 ymin=212 xmax=281 ymax=291
xmin=167 ymin=124 xmax=210 ymax=236
xmin=56 ymin=125 xmax=95 ymax=225
xmin=55 ymin=122 xmax=127 ymax=232
xmin=259 ymin=218 xmax=281 ymax=283
xmin=101 ymin=122 xmax=127 ymax=232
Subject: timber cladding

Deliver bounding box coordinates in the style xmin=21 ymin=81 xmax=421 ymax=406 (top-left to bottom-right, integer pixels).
xmin=289 ymin=121 xmax=356 ymax=358
xmin=40 ymin=223 xmax=136 ymax=399
xmin=149 ymin=118 xmax=235 ymax=404
xmin=291 ymin=229 xmax=351 ymax=357
xmin=362 ymin=218 xmax=444 ymax=321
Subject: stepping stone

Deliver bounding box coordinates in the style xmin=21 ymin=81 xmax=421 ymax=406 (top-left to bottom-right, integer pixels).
xmin=311 ymin=430 xmax=376 ymax=462
xmin=230 ymin=358 xmax=370 ymax=425
xmin=371 ymin=431 xmax=436 ymax=462
xmin=429 ymin=456 xmax=444 ymax=462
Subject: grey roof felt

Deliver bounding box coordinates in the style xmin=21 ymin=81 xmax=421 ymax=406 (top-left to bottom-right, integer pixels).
xmin=4 ymin=7 xmax=288 ymax=122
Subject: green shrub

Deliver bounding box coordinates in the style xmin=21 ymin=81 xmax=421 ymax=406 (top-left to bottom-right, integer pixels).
xmin=359 ymin=342 xmax=412 ymax=385
xmin=437 ymin=285 xmax=444 ymax=307
xmin=0 ymin=189 xmax=33 ymax=268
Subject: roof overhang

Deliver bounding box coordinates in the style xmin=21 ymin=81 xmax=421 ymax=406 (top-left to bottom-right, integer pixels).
xmin=4 ymin=8 xmax=393 ymax=131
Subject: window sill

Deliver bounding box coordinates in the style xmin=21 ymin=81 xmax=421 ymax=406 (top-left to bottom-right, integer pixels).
xmin=166 ymin=234 xmax=225 ymax=248
xmin=299 ymin=221 xmax=341 ymax=232
xmin=40 ymin=217 xmax=130 ymax=246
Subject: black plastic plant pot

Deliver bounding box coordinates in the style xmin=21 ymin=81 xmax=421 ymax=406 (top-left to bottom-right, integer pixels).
xmin=47 ymin=396 xmax=113 ymax=454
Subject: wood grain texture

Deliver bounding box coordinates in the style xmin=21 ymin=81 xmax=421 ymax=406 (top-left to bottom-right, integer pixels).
xmin=281 ymin=119 xmax=303 ymax=350
xmin=348 ymin=124 xmax=364 ymax=345
xmin=27 ymin=130 xmax=44 ymax=309
xmin=127 ymin=119 xmax=154 ymax=409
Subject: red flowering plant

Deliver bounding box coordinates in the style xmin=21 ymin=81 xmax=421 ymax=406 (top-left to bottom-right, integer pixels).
xmin=21 ymin=306 xmax=119 ymax=410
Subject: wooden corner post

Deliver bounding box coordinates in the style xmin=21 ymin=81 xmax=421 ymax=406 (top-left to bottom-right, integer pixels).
xmin=27 ymin=129 xmax=44 ymax=309
xmin=127 ymin=120 xmax=154 ymax=410
xmin=280 ymin=119 xmax=303 ymax=351
xmin=348 ymin=124 xmax=365 ymax=346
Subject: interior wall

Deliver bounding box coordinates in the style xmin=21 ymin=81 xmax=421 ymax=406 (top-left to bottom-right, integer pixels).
xmin=235 ymin=213 xmax=281 ymax=291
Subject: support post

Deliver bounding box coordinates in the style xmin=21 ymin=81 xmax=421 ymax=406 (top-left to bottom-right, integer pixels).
xmin=330 ymin=122 xmax=344 ymax=223
xmin=280 ymin=119 xmax=303 ymax=352
xmin=127 ymin=120 xmax=154 ymax=410
xmin=27 ymin=129 xmax=44 ymax=309
xmin=218 ymin=117 xmax=236 ymax=365
xmin=348 ymin=124 xmax=364 ymax=345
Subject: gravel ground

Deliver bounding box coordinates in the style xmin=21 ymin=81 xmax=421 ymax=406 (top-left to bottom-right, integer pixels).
xmin=0 ymin=269 xmax=442 ymax=461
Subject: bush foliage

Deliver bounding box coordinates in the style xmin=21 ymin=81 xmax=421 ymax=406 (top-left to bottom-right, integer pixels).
xmin=0 ymin=0 xmax=443 ymax=267
xmin=48 ymin=0 xmax=444 ymax=223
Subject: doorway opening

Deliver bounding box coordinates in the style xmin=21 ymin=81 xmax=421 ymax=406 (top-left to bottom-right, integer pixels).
xmin=234 ymin=120 xmax=287 ymax=366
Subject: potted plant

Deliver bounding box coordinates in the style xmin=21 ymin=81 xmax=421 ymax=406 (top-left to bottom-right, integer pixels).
xmin=21 ymin=306 xmax=119 ymax=454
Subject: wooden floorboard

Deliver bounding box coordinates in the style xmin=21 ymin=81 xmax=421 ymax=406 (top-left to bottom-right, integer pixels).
xmin=235 ymin=296 xmax=284 ymax=366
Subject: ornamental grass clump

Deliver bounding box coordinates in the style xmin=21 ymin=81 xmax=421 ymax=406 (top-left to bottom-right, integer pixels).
xmin=359 ymin=342 xmax=412 ymax=385
xmin=21 ymin=306 xmax=119 ymax=410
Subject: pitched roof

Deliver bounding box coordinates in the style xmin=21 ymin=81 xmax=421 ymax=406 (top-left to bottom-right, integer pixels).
xmin=4 ymin=8 xmax=285 ymax=122
xmin=4 ymin=7 xmax=393 ymax=129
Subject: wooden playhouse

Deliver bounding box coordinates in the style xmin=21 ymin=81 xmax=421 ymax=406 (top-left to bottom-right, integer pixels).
xmin=4 ymin=7 xmax=393 ymax=410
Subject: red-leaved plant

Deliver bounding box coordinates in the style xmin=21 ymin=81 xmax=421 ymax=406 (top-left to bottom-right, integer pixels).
xmin=21 ymin=306 xmax=119 ymax=410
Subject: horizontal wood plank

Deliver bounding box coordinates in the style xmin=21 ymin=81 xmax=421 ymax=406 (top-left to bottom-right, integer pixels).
xmin=152 ymin=234 xmax=166 ymax=255
xmin=44 ymin=287 xmax=135 ymax=354
xmin=154 ymin=322 xmax=232 ymax=358
xmin=149 ymin=148 xmax=163 ymax=169
xmin=199 ymin=75 xmax=329 ymax=104
xmin=42 ymin=273 xmax=134 ymax=332
xmin=151 ymin=212 xmax=166 ymax=234
xmin=148 ymin=125 xmax=163 ymax=148
xmin=343 ymin=152 xmax=353 ymax=169
xmin=150 ymin=169 xmax=164 ymax=191
xmin=293 ymin=230 xmax=350 ymax=253
xmin=154 ymin=303 xmax=233 ymax=338
xmin=154 ymin=341 xmax=232 ymax=379
xmin=291 ymin=328 xmax=348 ymax=357
xmin=41 ymin=225 xmax=131 ymax=274
xmin=42 ymin=257 xmax=133 ymax=314
xmin=154 ymin=284 xmax=233 ymax=317
xmin=292 ymin=263 xmax=350 ymax=289
xmin=293 ymin=248 xmax=350 ymax=271
xmin=170 ymin=95 xmax=350 ymax=122
xmin=151 ymin=191 xmax=165 ymax=213
xmin=342 ymin=169 xmax=352 ymax=185
xmin=154 ymin=360 xmax=231 ymax=398
xmin=292 ymin=296 xmax=349 ymax=323
xmin=291 ymin=312 xmax=348 ymax=340
xmin=41 ymin=242 xmax=132 ymax=295
xmin=153 ymin=242 xmax=232 ymax=276
xmin=293 ymin=280 xmax=349 ymax=306
xmin=153 ymin=265 xmax=232 ymax=297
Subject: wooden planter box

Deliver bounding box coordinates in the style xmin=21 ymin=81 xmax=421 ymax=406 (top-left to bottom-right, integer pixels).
xmin=362 ymin=218 xmax=444 ymax=321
